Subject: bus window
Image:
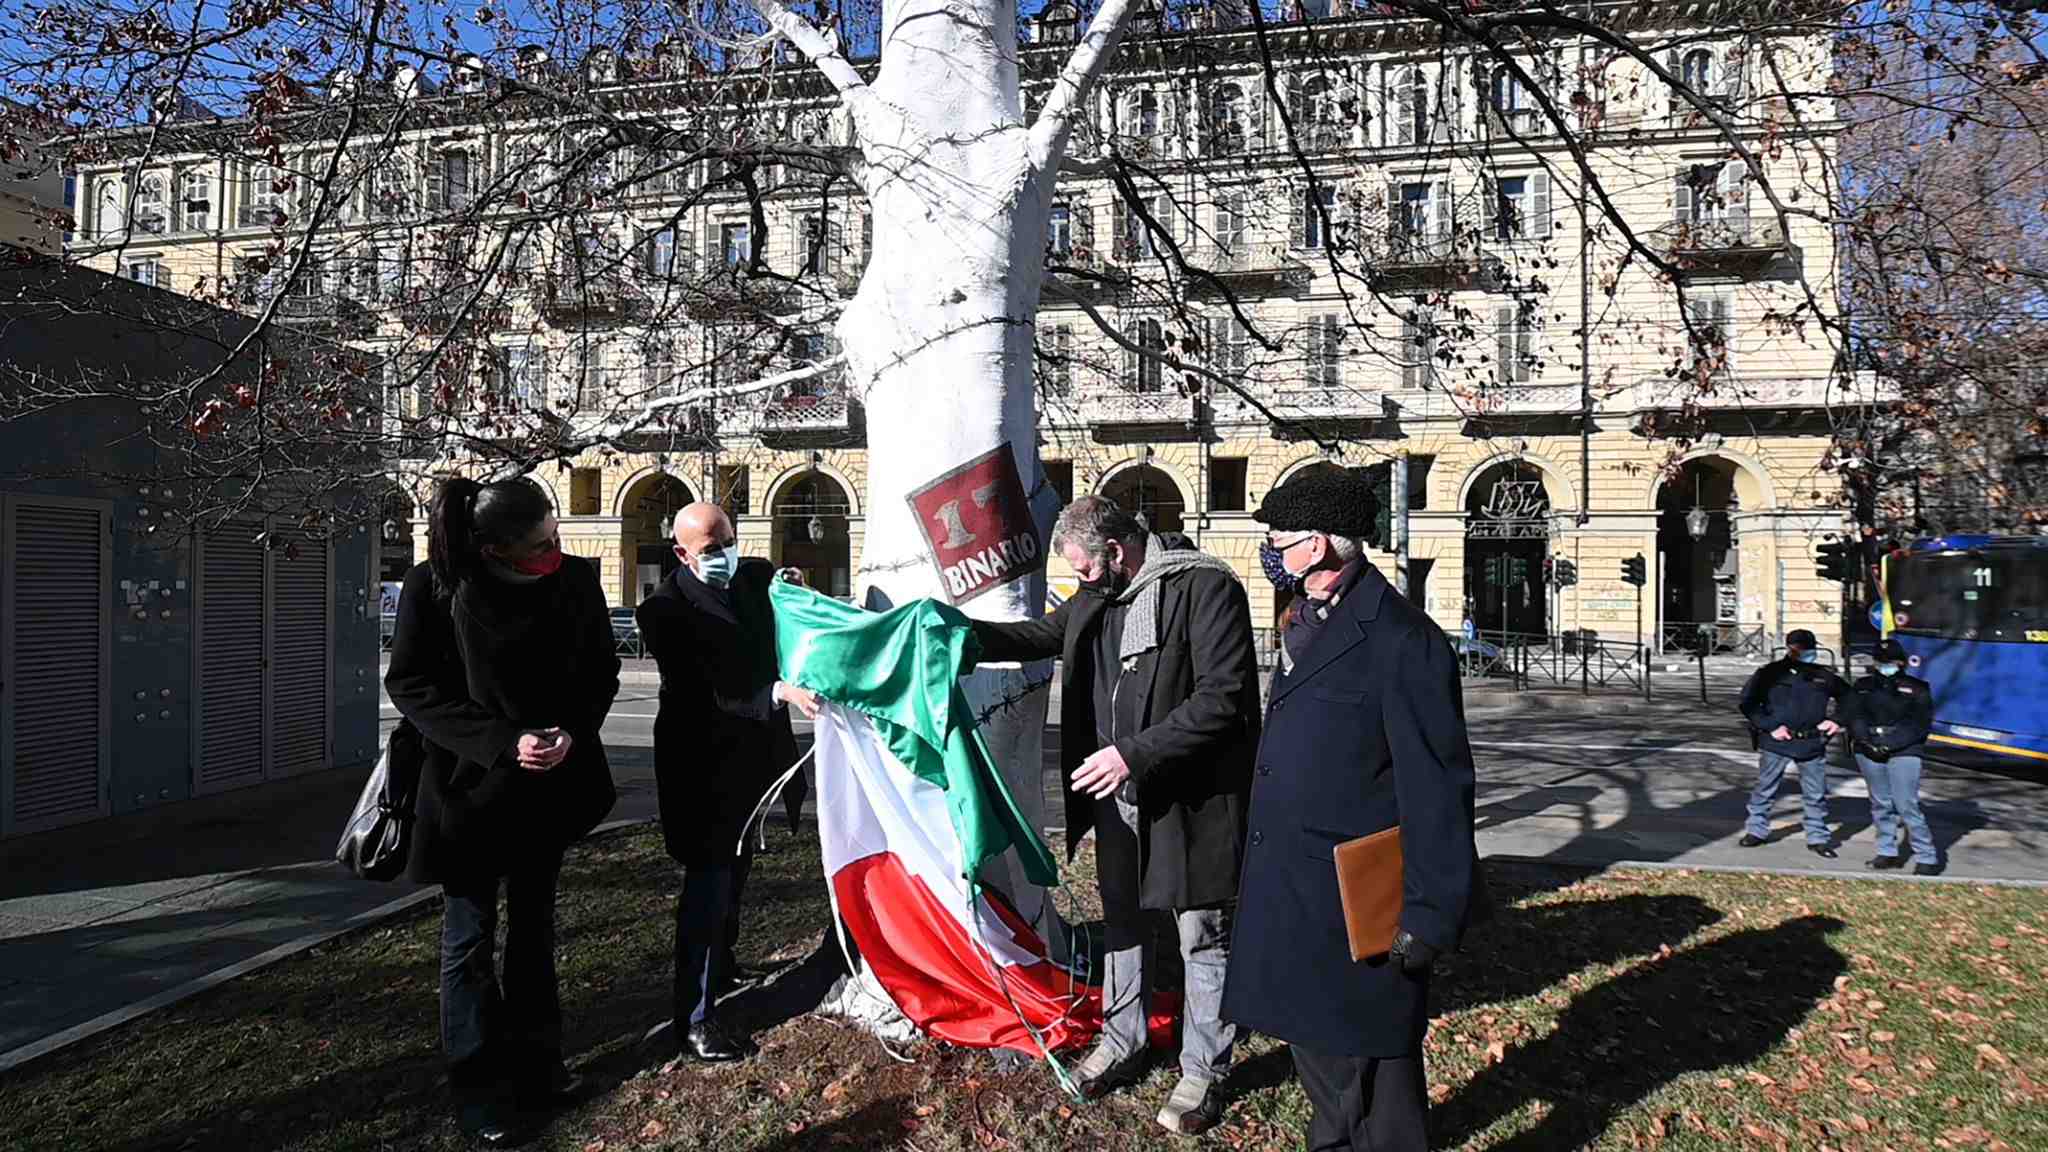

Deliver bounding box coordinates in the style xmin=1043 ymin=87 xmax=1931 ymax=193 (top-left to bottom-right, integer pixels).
xmin=1986 ymin=551 xmax=2048 ymax=639
xmin=1890 ymin=553 xmax=1997 ymax=638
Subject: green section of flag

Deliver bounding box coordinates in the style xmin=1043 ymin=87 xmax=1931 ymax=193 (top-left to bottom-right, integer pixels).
xmin=770 ymin=582 xmax=1057 ymax=886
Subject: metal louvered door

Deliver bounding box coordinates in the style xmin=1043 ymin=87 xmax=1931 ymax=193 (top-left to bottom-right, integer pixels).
xmin=1 ymin=497 xmax=111 ymax=836
xmin=268 ymin=532 xmax=331 ymax=778
xmin=194 ymin=528 xmax=267 ymax=794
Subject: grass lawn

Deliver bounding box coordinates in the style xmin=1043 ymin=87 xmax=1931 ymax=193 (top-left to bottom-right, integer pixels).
xmin=3 ymin=822 xmax=2044 ymax=1152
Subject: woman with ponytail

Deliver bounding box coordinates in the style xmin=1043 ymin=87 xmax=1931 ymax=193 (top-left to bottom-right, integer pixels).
xmin=385 ymin=475 xmax=620 ymax=1145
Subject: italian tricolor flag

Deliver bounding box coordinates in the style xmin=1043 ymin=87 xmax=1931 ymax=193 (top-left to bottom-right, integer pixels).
xmin=771 ymin=581 xmax=1104 ymax=1054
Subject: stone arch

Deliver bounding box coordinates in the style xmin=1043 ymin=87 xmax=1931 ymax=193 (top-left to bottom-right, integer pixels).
xmin=618 ymin=469 xmax=698 ymax=605
xmin=1645 ymin=445 xmax=1777 ymax=511
xmin=612 ymin=465 xmax=699 ymax=518
xmin=760 ymin=459 xmax=863 ymax=519
xmin=1094 ymin=458 xmax=1193 ymax=535
xmin=769 ymin=468 xmax=855 ymax=598
xmin=1455 ymin=450 xmax=1579 ymax=515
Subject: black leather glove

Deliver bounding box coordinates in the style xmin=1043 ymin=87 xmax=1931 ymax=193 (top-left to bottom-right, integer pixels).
xmin=1389 ymin=929 xmax=1437 ymax=975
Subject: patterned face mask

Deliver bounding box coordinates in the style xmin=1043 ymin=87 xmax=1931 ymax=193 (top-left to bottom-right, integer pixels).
xmin=1259 ymin=540 xmax=1305 ymax=595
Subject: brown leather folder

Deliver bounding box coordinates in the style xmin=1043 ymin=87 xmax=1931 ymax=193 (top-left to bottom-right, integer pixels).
xmin=1333 ymin=826 xmax=1404 ymax=962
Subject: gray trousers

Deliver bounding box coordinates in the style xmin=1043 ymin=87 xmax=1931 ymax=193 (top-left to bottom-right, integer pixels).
xmin=1098 ymin=905 xmax=1237 ymax=1082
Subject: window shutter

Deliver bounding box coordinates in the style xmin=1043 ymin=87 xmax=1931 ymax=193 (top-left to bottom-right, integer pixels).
xmin=1481 ymin=175 xmax=1498 ymax=238
xmin=1722 ymin=45 xmax=1749 ymax=104
xmin=1431 ymin=68 xmax=1453 ymax=143
xmin=1673 ymin=168 xmax=1693 ymax=224
xmin=1495 ymin=304 xmax=1515 ymax=381
xmin=1322 ymin=314 xmax=1342 ymax=387
xmin=1253 ymin=85 xmax=1270 ymax=148
xmin=1122 ymin=324 xmax=1140 ymax=388
xmin=1075 ymin=203 xmax=1095 ymax=253
xmin=1385 ymin=182 xmax=1402 ymax=246
xmin=1720 ymin=161 xmax=1750 ymax=231
xmin=1665 ymin=50 xmax=1683 ymax=116
xmin=1281 ymin=72 xmax=1300 ymax=144
xmin=678 ymin=227 xmax=698 ymax=278
xmin=1478 ymin=61 xmax=1500 ymax=137
xmin=1431 ymin=180 xmax=1452 ymax=243
xmin=1395 ymin=71 xmax=1417 ymax=145
xmin=1112 ymin=198 xmax=1130 ymax=259
xmin=1516 ymin=306 xmax=1533 ymax=377
xmin=1716 ymin=295 xmax=1735 ymax=363
xmin=1290 ymin=184 xmax=1307 ymax=248
xmin=828 ymin=219 xmax=845 ymax=278
xmin=1531 ymin=170 xmax=1552 ymax=238
xmin=860 ymin=211 xmax=874 ymax=270
xmin=425 ymin=152 xmax=446 ymax=211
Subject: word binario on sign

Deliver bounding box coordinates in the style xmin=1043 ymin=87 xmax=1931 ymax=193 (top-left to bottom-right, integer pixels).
xmin=907 ymin=442 xmax=1045 ymax=605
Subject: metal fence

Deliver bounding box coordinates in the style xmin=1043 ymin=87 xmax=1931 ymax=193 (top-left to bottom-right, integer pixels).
xmin=1658 ymin=620 xmax=1770 ymax=657
xmin=1458 ymin=630 xmax=1657 ymax=699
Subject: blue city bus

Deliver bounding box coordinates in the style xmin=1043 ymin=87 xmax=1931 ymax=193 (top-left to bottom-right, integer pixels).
xmin=1879 ymin=535 xmax=2048 ymax=768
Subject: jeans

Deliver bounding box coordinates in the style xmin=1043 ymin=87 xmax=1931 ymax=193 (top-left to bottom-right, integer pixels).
xmin=1746 ymin=750 xmax=1830 ymax=846
xmin=1098 ymin=905 xmax=1237 ymax=1082
xmin=441 ymin=853 xmax=565 ymax=1106
xmin=674 ymin=835 xmax=756 ymax=1027
xmin=1858 ymin=753 xmax=1938 ymax=865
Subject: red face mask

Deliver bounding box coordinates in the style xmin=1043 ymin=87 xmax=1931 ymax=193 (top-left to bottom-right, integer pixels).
xmin=508 ymin=539 xmax=563 ymax=577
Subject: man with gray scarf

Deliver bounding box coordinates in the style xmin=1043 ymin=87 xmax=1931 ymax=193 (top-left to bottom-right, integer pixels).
xmin=970 ymin=496 xmax=1258 ymax=1136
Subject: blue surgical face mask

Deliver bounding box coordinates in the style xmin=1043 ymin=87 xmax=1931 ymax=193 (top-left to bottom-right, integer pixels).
xmin=694 ymin=547 xmax=737 ymax=589
xmin=1258 ymin=540 xmax=1306 ymax=595
xmin=1798 ymin=650 xmax=1818 ymax=664
xmin=1878 ymin=663 xmax=1902 ymax=677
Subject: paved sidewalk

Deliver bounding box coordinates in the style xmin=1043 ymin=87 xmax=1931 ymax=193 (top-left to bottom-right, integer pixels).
xmin=0 ymin=743 xmax=663 ymax=1073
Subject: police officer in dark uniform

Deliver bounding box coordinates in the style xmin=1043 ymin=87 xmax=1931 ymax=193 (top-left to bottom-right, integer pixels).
xmin=1737 ymin=628 xmax=1848 ymax=857
xmin=1846 ymin=638 xmax=1940 ymax=874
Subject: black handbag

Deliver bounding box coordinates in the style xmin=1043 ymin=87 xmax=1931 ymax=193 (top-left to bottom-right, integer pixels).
xmin=336 ymin=720 xmax=425 ymax=881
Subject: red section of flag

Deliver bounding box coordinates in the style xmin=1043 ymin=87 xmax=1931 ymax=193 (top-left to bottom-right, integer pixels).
xmin=833 ymin=852 xmax=1177 ymax=1054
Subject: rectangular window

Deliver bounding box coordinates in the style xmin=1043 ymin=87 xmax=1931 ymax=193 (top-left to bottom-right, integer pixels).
xmin=1302 ymin=185 xmax=1337 ymax=250
xmin=430 ymin=150 xmax=473 ymax=211
xmin=132 ymin=175 xmax=167 ymax=235
xmin=123 ymin=258 xmax=163 ymax=287
xmin=716 ymin=465 xmax=752 ymax=516
xmin=1042 ymin=460 xmax=1074 ymax=506
xmin=178 ymin=169 xmax=212 ymax=232
xmin=370 ymin=159 xmax=408 ymax=220
xmin=721 ymin=221 xmax=751 ymax=267
xmin=1047 ymin=203 xmax=1073 ymax=257
xmin=1209 ymin=457 xmax=1249 ymax=512
xmin=1046 ymin=324 xmax=1074 ymax=393
xmin=569 ymin=468 xmax=602 ymax=517
xmin=1400 ymin=306 xmax=1437 ymax=389
xmin=803 ymin=215 xmax=843 ymax=277
xmin=242 ymin=163 xmax=288 ymax=228
xmin=1391 ymin=181 xmax=1435 ymax=257
xmin=1407 ymin=454 xmax=1434 ymax=510
xmin=1211 ymin=313 xmax=1251 ymax=375
xmin=1307 ymin=313 xmax=1342 ymax=388
xmin=642 ymin=338 xmax=675 ymax=398
xmin=1215 ymin=192 xmax=1246 ymax=254
xmin=1684 ymin=293 xmax=1734 ymax=374
xmin=1494 ymin=302 xmax=1535 ymax=384
xmin=502 ymin=345 xmax=546 ymax=407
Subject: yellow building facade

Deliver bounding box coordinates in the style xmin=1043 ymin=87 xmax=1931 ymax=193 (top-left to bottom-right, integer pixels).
xmin=63 ymin=2 xmax=1878 ymax=653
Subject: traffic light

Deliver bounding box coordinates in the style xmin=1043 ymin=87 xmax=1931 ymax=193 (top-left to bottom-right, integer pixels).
xmin=1621 ymin=553 xmax=1647 ymax=587
xmin=1556 ymin=558 xmax=1578 ymax=588
xmin=1483 ymin=555 xmax=1504 ymax=587
xmin=1542 ymin=556 xmax=1555 ymax=586
xmin=1508 ymin=557 xmax=1529 ymax=587
xmin=1816 ymin=537 xmax=1854 ymax=583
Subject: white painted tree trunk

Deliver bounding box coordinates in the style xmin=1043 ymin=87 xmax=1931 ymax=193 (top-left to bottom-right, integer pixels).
xmin=771 ymin=0 xmax=1132 ymax=966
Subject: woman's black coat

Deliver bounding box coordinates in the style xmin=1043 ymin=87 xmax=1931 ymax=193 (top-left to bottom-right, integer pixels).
xmin=384 ymin=557 xmax=621 ymax=885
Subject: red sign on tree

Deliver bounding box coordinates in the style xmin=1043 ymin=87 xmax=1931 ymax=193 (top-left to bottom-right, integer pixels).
xmin=907 ymin=442 xmax=1044 ymax=605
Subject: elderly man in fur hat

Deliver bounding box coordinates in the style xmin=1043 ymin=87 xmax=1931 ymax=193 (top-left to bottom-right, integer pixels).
xmin=1222 ymin=465 xmax=1477 ymax=1152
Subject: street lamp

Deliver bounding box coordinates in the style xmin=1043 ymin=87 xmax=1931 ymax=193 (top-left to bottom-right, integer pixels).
xmin=1686 ymin=472 xmax=1710 ymax=540
xmin=807 ymin=514 xmax=825 ymax=544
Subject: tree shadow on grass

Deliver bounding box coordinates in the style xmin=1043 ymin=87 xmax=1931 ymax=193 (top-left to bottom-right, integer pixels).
xmin=1433 ymin=888 xmax=1723 ymax=1018
xmin=1434 ymin=914 xmax=1848 ymax=1152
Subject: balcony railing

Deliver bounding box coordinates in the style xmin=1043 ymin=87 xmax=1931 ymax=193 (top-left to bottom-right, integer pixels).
xmin=722 ymin=380 xmax=855 ymax=436
xmin=1658 ymin=216 xmax=1788 ymax=267
xmin=1044 ymin=247 xmax=1125 ymax=293
xmin=1185 ymin=241 xmax=1312 ymax=292
xmin=1627 ymin=372 xmax=1890 ymax=413
xmin=274 ymin=292 xmax=372 ymax=334
xmin=540 ymin=271 xmax=643 ymax=323
xmin=1269 ymin=382 xmax=1382 ymax=421
xmin=1073 ymin=384 xmax=1194 ymax=426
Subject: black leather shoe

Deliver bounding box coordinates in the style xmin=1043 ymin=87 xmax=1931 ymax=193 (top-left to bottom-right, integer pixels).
xmin=685 ymin=1020 xmax=746 ymax=1062
xmin=456 ymin=1102 xmax=523 ymax=1147
xmin=1913 ymin=861 xmax=1946 ymax=877
xmin=1808 ymin=843 xmax=1838 ymax=859
xmin=1738 ymin=834 xmax=1766 ymax=848
xmin=1866 ymin=854 xmax=1907 ymax=871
